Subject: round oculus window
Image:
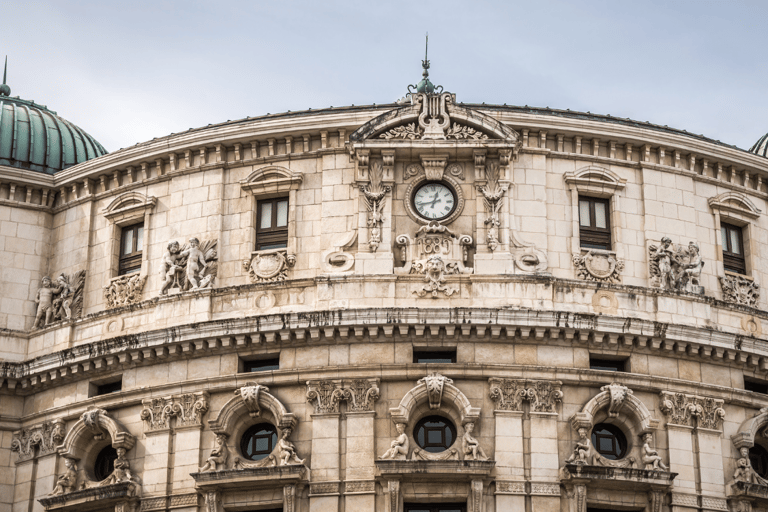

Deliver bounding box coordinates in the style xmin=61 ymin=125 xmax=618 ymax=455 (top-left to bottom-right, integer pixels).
xmin=750 ymin=444 xmax=768 ymax=479
xmin=240 ymin=423 xmax=278 ymax=461
xmin=94 ymin=445 xmax=118 ymax=481
xmin=591 ymin=423 xmax=627 ymax=460
xmin=413 ymin=182 xmax=457 ymax=221
xmin=414 ymin=415 xmax=457 ymax=453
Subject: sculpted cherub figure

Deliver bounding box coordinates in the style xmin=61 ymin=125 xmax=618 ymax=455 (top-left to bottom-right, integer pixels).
xmin=53 ymin=273 xmax=74 ymax=320
xmin=641 ymin=433 xmax=668 ymax=471
xmin=276 ymin=428 xmax=304 ymax=465
xmin=34 ymin=276 xmax=61 ymax=329
xmin=462 ymin=422 xmax=488 ymax=461
xmin=181 ymin=237 xmax=207 ymax=289
xmin=734 ymin=446 xmax=756 ymax=483
xmin=380 ymin=423 xmax=409 ymax=460
xmin=99 ymin=447 xmax=134 ymax=486
xmin=160 ymin=241 xmax=182 ymax=295
xmin=199 ymin=434 xmax=229 ymax=472
xmin=49 ymin=458 xmax=77 ymax=495
xmin=566 ymin=427 xmax=593 ymax=465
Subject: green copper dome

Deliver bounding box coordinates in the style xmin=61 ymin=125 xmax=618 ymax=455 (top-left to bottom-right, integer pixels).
xmin=0 ymin=71 xmax=107 ymax=174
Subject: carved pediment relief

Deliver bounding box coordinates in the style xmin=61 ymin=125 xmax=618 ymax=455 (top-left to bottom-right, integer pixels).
xmin=350 ymin=92 xmax=520 ymax=147
xmin=102 ymin=191 xmax=156 ymax=223
xmin=709 ymin=191 xmax=761 ymax=220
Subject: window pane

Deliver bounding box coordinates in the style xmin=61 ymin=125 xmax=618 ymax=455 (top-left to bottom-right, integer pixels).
xmin=730 ymin=229 xmax=741 ymax=254
xmin=579 ymin=200 xmax=591 ymax=227
xmin=594 ymin=202 xmax=607 ymax=229
xmin=721 ymin=227 xmax=728 ymax=251
xmin=260 ymin=202 xmax=273 ymax=229
xmin=276 ymin=200 xmax=288 ymax=227
xmin=255 ymin=437 xmax=269 ymax=451
xmin=123 ymin=230 xmax=133 ymax=255
xmin=428 ymin=430 xmax=442 ymax=444
xmin=136 ymin=226 xmax=144 ymax=251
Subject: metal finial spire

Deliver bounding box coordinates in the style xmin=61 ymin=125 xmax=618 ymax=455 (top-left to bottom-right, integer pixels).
xmin=407 ymin=34 xmax=442 ymax=95
xmin=0 ymin=56 xmax=10 ymax=97
xmin=422 ymin=33 xmax=430 ymax=79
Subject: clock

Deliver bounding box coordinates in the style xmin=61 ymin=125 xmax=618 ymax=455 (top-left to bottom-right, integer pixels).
xmin=413 ymin=182 xmax=457 ymax=221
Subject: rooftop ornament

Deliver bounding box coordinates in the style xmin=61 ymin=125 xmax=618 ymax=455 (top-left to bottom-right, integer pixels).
xmin=0 ymin=56 xmax=10 ymax=97
xmin=408 ymin=34 xmax=443 ymax=95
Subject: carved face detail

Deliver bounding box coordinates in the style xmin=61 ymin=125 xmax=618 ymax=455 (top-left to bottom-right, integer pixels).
xmin=643 ymin=433 xmax=652 ymax=443
xmin=116 ymin=447 xmax=126 ymax=458
xmin=741 ymin=447 xmax=750 ymax=458
xmin=189 ymin=237 xmax=200 ymax=248
xmin=42 ymin=276 xmax=51 ymax=287
xmin=465 ymin=422 xmax=474 ymax=433
xmin=168 ymin=241 xmax=180 ymax=254
xmin=395 ymin=423 xmax=405 ymax=434
xmin=426 ymin=255 xmax=444 ymax=273
xmin=578 ymin=427 xmax=588 ymax=439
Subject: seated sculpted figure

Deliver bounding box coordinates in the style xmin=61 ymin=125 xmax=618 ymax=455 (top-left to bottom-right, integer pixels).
xmin=566 ymin=427 xmax=593 ymax=465
xmin=99 ymin=447 xmax=134 ymax=486
xmin=641 ymin=433 xmax=668 ymax=471
xmin=49 ymin=458 xmax=77 ymax=495
xmin=160 ymin=241 xmax=182 ymax=295
xmin=734 ymin=447 xmax=757 ymax=483
xmin=199 ymin=434 xmax=229 ymax=472
xmin=380 ymin=423 xmax=409 ymax=460
xmin=276 ymin=428 xmax=304 ymax=465
xmin=462 ymin=422 xmax=488 ymax=461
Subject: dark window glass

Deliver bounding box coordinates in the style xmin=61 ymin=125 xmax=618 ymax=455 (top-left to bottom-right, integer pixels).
xmin=591 ymin=423 xmax=627 ymax=460
xmin=721 ymin=222 xmax=746 ymax=274
xmin=94 ymin=445 xmax=118 ymax=481
xmin=95 ymin=380 xmax=122 ymax=396
xmin=243 ymin=358 xmax=280 ymax=372
xmin=750 ymin=444 xmax=768 ymax=479
xmin=578 ymin=196 xmax=611 ymax=251
xmin=589 ymin=357 xmax=626 ymax=372
xmin=256 ymin=197 xmax=289 ymax=251
xmin=414 ymin=416 xmax=457 ymax=453
xmin=119 ymin=223 xmax=144 ymax=275
xmin=745 ymin=378 xmax=768 ymax=395
xmin=413 ymin=350 xmax=457 ymax=364
xmin=404 ymin=505 xmax=466 ymax=512
xmin=240 ymin=423 xmax=278 ymax=461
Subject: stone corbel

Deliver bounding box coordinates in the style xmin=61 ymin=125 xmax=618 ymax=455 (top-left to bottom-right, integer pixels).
xmin=473 ymin=150 xmax=487 ymax=181
xmin=421 ymin=154 xmax=449 ymax=181
xmin=236 ymin=383 xmax=270 ymax=417
xmin=355 ymin=149 xmax=370 ymax=181
xmin=418 ymin=372 xmax=453 ymax=410
xmin=382 ymin=150 xmax=396 ymax=182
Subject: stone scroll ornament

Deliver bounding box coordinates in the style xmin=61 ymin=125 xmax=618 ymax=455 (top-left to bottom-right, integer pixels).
xmin=478 ymin=162 xmax=506 ymax=252
xmin=236 ymin=383 xmax=269 ymax=417
xmin=648 ymin=237 xmax=705 ymax=294
xmin=33 ymin=271 xmax=86 ymax=329
xmin=104 ymin=273 xmax=147 ymax=308
xmin=572 ymin=250 xmax=624 ymax=284
xmin=159 ymin=238 xmax=217 ymax=295
xmin=11 ymin=420 xmax=66 ymax=462
xmin=360 ymin=161 xmax=390 ymax=252
xmin=659 ymin=391 xmax=726 ymax=430
xmin=720 ymin=274 xmax=760 ymax=307
xmin=243 ymin=250 xmax=296 ymax=283
xmin=489 ymin=378 xmax=564 ymax=413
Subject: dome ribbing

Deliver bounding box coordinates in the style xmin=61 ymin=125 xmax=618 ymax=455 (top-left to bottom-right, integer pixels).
xmin=750 ymin=133 xmax=768 ymax=158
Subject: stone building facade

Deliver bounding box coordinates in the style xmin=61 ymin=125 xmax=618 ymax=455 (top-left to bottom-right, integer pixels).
xmin=2 ymin=66 xmax=768 ymax=512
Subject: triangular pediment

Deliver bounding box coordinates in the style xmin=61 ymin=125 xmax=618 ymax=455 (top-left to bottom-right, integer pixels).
xmin=349 ymin=92 xmax=520 ymax=147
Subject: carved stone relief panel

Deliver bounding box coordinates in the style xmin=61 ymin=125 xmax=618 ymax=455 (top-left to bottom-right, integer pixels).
xmin=648 ymin=238 xmax=705 ymax=294
xmin=160 ymin=238 xmax=217 ymax=295
xmin=243 ymin=249 xmax=296 ymax=283
xmin=489 ymin=378 xmax=563 ymax=413
xmin=140 ymin=392 xmax=209 ymax=432
xmin=659 ymin=391 xmax=726 ymax=430
xmin=11 ymin=419 xmax=66 ymax=462
xmin=306 ymin=379 xmax=380 ymax=413
xmin=104 ymin=274 xmax=147 ymax=308
xmin=720 ymin=274 xmax=760 ymax=307
xmin=572 ymin=250 xmax=624 ymax=283
xmin=33 ymin=271 xmax=86 ymax=329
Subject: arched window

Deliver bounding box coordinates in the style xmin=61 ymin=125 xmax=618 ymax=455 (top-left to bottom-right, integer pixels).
xmin=591 ymin=423 xmax=627 ymax=460
xmin=94 ymin=445 xmax=118 ymax=481
xmin=414 ymin=416 xmax=457 ymax=453
xmin=750 ymin=444 xmax=768 ymax=479
xmin=240 ymin=423 xmax=278 ymax=461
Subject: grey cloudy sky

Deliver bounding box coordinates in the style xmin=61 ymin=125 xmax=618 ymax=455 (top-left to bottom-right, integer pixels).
xmin=3 ymin=0 xmax=767 ymax=153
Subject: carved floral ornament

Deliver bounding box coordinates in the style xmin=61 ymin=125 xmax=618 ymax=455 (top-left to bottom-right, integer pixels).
xmin=659 ymin=390 xmax=726 ymax=430
xmin=306 ymin=379 xmax=380 ymax=414
xmin=11 ymin=419 xmax=66 ymax=462
xmin=140 ymin=392 xmax=209 ymax=432
xmin=104 ymin=273 xmax=147 ymax=309
xmin=243 ymin=248 xmax=296 ymax=283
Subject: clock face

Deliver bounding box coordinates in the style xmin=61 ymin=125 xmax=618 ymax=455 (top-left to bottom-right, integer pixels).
xmin=413 ymin=182 xmax=456 ymax=221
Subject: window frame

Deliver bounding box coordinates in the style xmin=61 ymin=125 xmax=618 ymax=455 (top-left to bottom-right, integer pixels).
xmin=591 ymin=423 xmax=627 ymax=460
xmin=404 ymin=505 xmax=467 ymax=512
xmin=578 ymin=196 xmax=612 ymax=251
xmin=255 ymin=196 xmax=290 ymax=251
xmin=413 ymin=415 xmax=457 ymax=454
xmin=118 ymin=223 xmax=144 ymax=275
xmin=413 ymin=349 xmax=457 ymax=364
xmin=239 ymin=423 xmax=278 ymax=462
xmin=241 ymin=357 xmax=280 ymax=373
xmin=721 ymin=222 xmax=747 ymax=275
xmin=589 ymin=356 xmax=627 ymax=372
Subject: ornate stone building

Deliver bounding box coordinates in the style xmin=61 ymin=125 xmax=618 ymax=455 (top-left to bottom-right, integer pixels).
xmin=2 ymin=59 xmax=768 ymax=512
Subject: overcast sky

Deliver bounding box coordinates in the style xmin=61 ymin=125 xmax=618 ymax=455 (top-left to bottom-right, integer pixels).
xmin=3 ymin=0 xmax=767 ymax=153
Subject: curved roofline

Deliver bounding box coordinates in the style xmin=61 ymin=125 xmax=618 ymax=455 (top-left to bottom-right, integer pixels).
xmin=103 ymin=101 xmax=753 ymax=160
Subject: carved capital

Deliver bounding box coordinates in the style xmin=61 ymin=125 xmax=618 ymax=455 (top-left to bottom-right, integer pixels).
xmin=140 ymin=397 xmax=175 ymax=432
xmin=173 ymin=391 xmax=210 ymax=428
xmin=11 ymin=419 xmax=66 ymax=462
xmin=489 ymin=378 xmax=563 ymax=413
xmin=660 ymin=391 xmax=725 ymax=430
xmin=341 ymin=379 xmax=380 ymax=412
xmin=306 ymin=380 xmax=345 ymax=414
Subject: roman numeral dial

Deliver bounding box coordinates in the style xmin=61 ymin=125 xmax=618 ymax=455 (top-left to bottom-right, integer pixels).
xmin=413 ymin=182 xmax=456 ymax=221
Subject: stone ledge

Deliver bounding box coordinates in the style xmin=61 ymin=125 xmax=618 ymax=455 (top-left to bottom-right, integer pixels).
xmin=38 ymin=482 xmax=139 ymax=511
xmin=728 ymin=480 xmax=768 ymax=500
xmin=190 ymin=464 xmax=308 ymax=491
xmin=562 ymin=463 xmax=677 ymax=489
xmin=376 ymin=459 xmax=495 ymax=480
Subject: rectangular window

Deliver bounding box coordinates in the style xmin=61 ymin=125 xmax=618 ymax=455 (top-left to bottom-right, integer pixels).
xmin=721 ymin=222 xmax=746 ymax=274
xmin=242 ymin=357 xmax=280 ymax=373
xmin=745 ymin=377 xmax=768 ymax=395
xmin=90 ymin=378 xmax=122 ymax=397
xmin=578 ymin=196 xmax=611 ymax=251
xmin=405 ymin=505 xmax=466 ymax=512
xmin=256 ymin=197 xmax=289 ymax=251
xmin=589 ymin=356 xmax=627 ymax=372
xmin=119 ymin=223 xmax=143 ymax=275
xmin=413 ymin=350 xmax=457 ymax=364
